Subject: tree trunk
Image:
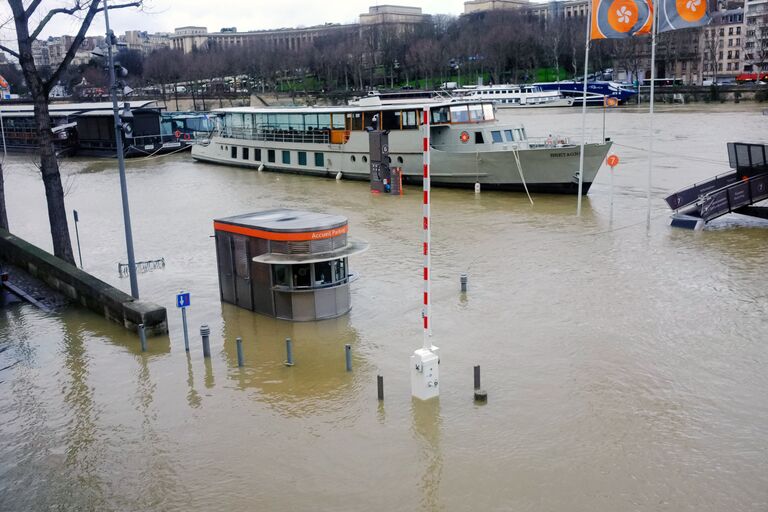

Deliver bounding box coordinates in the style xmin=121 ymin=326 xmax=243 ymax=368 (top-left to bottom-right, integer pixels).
xmin=0 ymin=163 xmax=8 ymax=231
xmin=34 ymin=94 xmax=75 ymax=264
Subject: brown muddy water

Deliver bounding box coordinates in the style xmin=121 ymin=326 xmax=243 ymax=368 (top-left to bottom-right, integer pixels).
xmin=0 ymin=104 xmax=766 ymax=511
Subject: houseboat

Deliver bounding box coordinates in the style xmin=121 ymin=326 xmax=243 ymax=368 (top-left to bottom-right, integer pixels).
xmin=455 ymin=84 xmax=574 ymax=108
xmin=191 ymin=99 xmax=612 ymax=194
xmin=534 ymin=80 xmax=637 ymax=105
xmin=0 ymin=101 xmax=212 ymax=157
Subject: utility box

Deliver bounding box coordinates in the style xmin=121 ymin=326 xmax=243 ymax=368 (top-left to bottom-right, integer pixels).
xmin=213 ymin=209 xmax=368 ymax=321
xmin=369 ymin=130 xmax=391 ymax=193
xmin=410 ymin=347 xmax=440 ymax=400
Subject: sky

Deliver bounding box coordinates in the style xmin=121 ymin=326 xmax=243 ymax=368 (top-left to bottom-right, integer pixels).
xmin=8 ymin=0 xmax=471 ymax=40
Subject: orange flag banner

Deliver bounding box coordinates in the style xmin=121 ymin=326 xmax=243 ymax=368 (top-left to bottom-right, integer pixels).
xmin=591 ymin=0 xmax=654 ymax=39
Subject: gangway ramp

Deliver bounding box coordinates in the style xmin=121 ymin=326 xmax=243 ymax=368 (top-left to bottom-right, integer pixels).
xmin=665 ymin=142 xmax=768 ymax=229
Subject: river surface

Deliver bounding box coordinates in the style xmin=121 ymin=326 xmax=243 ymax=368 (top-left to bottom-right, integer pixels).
xmin=0 ymin=104 xmax=766 ymax=511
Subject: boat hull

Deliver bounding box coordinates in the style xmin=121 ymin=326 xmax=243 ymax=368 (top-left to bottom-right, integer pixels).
xmin=192 ymin=136 xmax=611 ymax=195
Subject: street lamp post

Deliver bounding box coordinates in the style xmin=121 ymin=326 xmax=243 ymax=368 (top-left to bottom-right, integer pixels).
xmin=103 ymin=0 xmax=139 ymax=299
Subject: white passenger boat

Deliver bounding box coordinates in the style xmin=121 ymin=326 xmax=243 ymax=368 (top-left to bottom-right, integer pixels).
xmin=455 ymin=84 xmax=574 ymax=108
xmin=191 ymin=99 xmax=611 ymax=194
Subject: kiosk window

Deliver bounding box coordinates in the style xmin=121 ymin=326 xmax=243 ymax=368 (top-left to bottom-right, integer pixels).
xmin=293 ymin=264 xmax=311 ymax=288
xmin=273 ymin=265 xmax=290 ymax=287
xmin=333 ymin=258 xmax=346 ymax=282
xmin=314 ymin=261 xmax=333 ymax=286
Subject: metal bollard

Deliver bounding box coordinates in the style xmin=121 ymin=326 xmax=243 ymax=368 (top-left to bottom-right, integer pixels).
xmin=236 ymin=337 xmax=244 ymax=367
xmin=284 ymin=337 xmax=294 ymax=366
xmin=139 ymin=323 xmax=147 ymax=352
xmin=474 ymin=365 xmax=481 ymax=390
xmin=200 ymin=324 xmax=211 ymax=358
xmin=345 ymin=344 xmax=352 ymax=372
xmin=460 ymin=273 xmax=468 ymax=293
xmin=377 ymin=375 xmax=384 ymax=401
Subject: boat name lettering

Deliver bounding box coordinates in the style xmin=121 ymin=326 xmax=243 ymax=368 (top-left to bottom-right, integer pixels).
xmin=551 ymin=152 xmax=580 ymax=158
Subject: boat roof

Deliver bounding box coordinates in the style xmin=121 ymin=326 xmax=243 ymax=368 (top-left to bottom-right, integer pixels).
xmin=215 ymin=208 xmax=347 ymax=233
xmin=0 ymin=100 xmax=158 ymax=117
xmin=213 ymin=98 xmax=490 ymax=115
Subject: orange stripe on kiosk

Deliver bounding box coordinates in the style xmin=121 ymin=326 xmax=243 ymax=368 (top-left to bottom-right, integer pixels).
xmin=213 ymin=209 xmax=367 ymax=321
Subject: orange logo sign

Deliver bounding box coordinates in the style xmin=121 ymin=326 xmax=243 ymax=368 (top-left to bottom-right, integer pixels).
xmin=676 ymin=0 xmax=706 ymax=22
xmin=606 ymin=154 xmax=620 ymax=167
xmin=607 ymin=0 xmax=639 ymax=33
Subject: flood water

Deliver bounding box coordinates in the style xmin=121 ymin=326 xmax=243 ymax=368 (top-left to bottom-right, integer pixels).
xmin=1 ymin=104 xmax=766 ymax=511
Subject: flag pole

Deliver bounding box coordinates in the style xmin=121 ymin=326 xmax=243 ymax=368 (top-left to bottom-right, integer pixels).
xmin=576 ymin=3 xmax=592 ymax=216
xmin=647 ymin=0 xmax=658 ymax=229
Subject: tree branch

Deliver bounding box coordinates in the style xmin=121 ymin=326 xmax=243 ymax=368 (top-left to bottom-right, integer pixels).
xmin=30 ymin=1 xmax=84 ymax=41
xmin=24 ymin=0 xmax=45 ymax=18
xmin=0 ymin=45 xmax=20 ymax=59
xmin=95 ymin=1 xmax=141 ymax=13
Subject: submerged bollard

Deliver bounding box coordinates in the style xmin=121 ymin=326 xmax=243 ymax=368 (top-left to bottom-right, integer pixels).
xmin=139 ymin=323 xmax=147 ymax=352
xmin=200 ymin=324 xmax=211 ymax=358
xmin=236 ymin=337 xmax=244 ymax=367
xmin=474 ymin=365 xmax=481 ymax=390
xmin=345 ymin=344 xmax=352 ymax=372
xmin=377 ymin=375 xmax=384 ymax=401
xmin=284 ymin=337 xmax=294 ymax=366
xmin=460 ymin=273 xmax=468 ymax=293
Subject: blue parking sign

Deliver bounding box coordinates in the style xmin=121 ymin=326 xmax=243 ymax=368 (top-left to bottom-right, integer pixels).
xmin=176 ymin=292 xmax=190 ymax=308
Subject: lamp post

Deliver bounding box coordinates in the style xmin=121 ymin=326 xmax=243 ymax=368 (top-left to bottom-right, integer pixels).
xmin=103 ymin=0 xmax=139 ymax=299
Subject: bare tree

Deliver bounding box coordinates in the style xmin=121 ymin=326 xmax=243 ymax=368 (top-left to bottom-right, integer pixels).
xmin=1 ymin=0 xmax=139 ymax=262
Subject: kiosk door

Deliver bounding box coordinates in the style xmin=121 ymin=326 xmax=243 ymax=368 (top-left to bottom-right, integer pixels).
xmin=216 ymin=233 xmax=236 ymax=304
xmin=232 ymin=235 xmax=253 ymax=310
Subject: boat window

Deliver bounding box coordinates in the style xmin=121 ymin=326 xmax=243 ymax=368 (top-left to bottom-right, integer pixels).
xmin=298 ymin=151 xmax=307 ymax=165
xmin=381 ymin=110 xmax=398 ymax=130
xmin=469 ymin=104 xmax=483 ymax=122
xmin=268 ymin=149 xmax=275 ymax=162
xmin=273 ymin=264 xmax=291 ymax=287
xmin=432 ymin=107 xmax=449 ymax=124
xmin=292 ymin=264 xmax=311 ymax=288
xmin=331 ymin=114 xmax=345 ymax=129
xmin=317 ymin=114 xmax=331 ymax=130
xmin=514 ymin=128 xmax=526 ymax=141
xmin=231 ymin=146 xmax=237 ymax=158
xmin=483 ymin=104 xmax=495 ymax=120
xmin=491 ymin=131 xmax=503 ymax=143
xmin=314 ymin=152 xmax=324 ymax=167
xmin=254 ymin=148 xmax=262 ymax=161
xmin=347 ymin=112 xmax=363 ymax=131
xmin=313 ymin=261 xmax=333 ymax=286
xmin=401 ymin=110 xmax=419 ymax=129
xmin=449 ymin=105 xmax=469 ymax=123
xmin=243 ymin=147 xmax=249 ymax=159
xmin=504 ymin=129 xmax=514 ymax=142
xmin=282 ymin=150 xmax=291 ymax=164
xmin=475 ymin=132 xmax=484 ymax=144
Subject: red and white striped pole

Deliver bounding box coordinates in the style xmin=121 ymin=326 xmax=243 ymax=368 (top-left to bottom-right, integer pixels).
xmin=422 ymin=106 xmax=431 ymax=349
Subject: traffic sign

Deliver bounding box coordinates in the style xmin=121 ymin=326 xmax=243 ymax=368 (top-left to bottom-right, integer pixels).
xmin=606 ymin=154 xmax=619 ymax=167
xmin=176 ymin=292 xmax=190 ymax=308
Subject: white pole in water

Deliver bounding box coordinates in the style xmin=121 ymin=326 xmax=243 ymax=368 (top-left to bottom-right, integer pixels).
xmin=410 ymin=106 xmax=439 ymax=401
xmin=647 ymin=0 xmax=658 ymax=230
xmin=576 ymin=1 xmax=593 ymax=216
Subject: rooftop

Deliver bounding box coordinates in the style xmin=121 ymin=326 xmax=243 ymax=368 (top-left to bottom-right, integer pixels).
xmin=215 ymin=209 xmax=348 ymax=233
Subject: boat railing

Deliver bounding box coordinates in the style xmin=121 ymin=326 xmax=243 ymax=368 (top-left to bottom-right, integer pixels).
xmin=527 ymin=136 xmax=574 ymax=148
xmin=221 ymin=127 xmax=331 ymax=145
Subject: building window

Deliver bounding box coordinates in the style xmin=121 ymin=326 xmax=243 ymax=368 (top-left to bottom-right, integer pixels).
xmin=729 ymin=27 xmax=733 ymax=35
xmin=735 ymin=50 xmax=740 ymax=59
xmin=314 ymin=152 xmax=324 ymax=167
xmin=254 ymin=148 xmax=262 ymax=161
xmin=719 ymin=51 xmax=723 ymax=59
xmin=242 ymin=147 xmax=249 ymax=160
xmin=736 ymin=38 xmax=740 ymax=46
xmin=282 ymin=150 xmax=290 ymax=164
xmin=727 ymin=63 xmax=732 ymax=70
xmin=728 ymin=50 xmax=732 ymax=58
xmin=719 ymin=28 xmax=724 ymax=36
xmin=231 ymin=146 xmax=237 ymax=158
xmin=728 ymin=38 xmax=733 ymax=47
xmin=298 ymin=151 xmax=307 ymax=165
xmin=268 ymin=149 xmax=275 ymax=162
xmin=682 ymin=61 xmax=687 ymax=70
xmin=737 ymin=26 xmax=741 ymax=35
xmin=718 ymin=63 xmax=723 ymax=71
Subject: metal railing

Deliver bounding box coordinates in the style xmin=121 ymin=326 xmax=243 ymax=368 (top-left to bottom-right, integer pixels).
xmin=221 ymin=127 xmax=330 ymax=144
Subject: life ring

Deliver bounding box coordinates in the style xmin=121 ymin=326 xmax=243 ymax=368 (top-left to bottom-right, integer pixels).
xmin=459 ymin=131 xmax=470 ymax=143
xmin=174 ymin=130 xmax=181 ymax=139
xmin=183 ymin=133 xmax=191 ymax=141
